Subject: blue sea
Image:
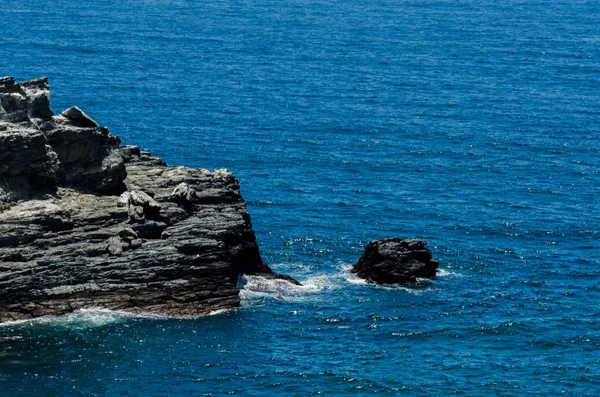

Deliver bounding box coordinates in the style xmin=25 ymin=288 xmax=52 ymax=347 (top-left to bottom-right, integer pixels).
xmin=1 ymin=0 xmax=599 ymax=395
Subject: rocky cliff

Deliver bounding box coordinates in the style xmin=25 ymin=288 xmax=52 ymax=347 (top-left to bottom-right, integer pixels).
xmin=0 ymin=76 xmax=296 ymax=323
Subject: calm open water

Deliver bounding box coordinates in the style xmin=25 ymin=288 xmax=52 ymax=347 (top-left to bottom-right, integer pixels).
xmin=1 ymin=0 xmax=599 ymax=395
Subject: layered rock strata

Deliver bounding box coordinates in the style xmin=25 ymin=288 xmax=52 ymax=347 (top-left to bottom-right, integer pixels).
xmin=0 ymin=76 xmax=296 ymax=323
xmin=351 ymin=238 xmax=439 ymax=284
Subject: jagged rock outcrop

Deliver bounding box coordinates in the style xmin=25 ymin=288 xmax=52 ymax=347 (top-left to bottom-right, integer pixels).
xmin=351 ymin=238 xmax=439 ymax=284
xmin=0 ymin=76 xmax=297 ymax=323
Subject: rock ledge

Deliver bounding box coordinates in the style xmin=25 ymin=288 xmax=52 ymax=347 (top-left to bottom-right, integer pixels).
xmin=0 ymin=76 xmax=297 ymax=322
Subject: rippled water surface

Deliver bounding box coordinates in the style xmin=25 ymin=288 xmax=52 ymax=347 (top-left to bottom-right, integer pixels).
xmin=1 ymin=0 xmax=599 ymax=395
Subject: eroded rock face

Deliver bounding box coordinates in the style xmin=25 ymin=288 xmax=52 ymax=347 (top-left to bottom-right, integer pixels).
xmin=0 ymin=77 xmax=125 ymax=199
xmin=0 ymin=77 xmax=296 ymax=322
xmin=351 ymin=238 xmax=439 ymax=284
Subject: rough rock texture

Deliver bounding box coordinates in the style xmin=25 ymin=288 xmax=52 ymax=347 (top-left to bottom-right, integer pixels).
xmin=0 ymin=77 xmax=297 ymax=323
xmin=351 ymin=238 xmax=439 ymax=284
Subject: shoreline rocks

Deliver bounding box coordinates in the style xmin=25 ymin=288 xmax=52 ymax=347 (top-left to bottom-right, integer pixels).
xmin=351 ymin=238 xmax=439 ymax=284
xmin=0 ymin=76 xmax=297 ymax=323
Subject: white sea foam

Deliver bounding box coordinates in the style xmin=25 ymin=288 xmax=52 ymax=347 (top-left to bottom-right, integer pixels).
xmin=346 ymin=277 xmax=368 ymax=285
xmin=241 ymin=274 xmax=321 ymax=294
xmin=208 ymin=308 xmax=235 ymax=316
xmin=436 ymin=268 xmax=462 ymax=277
xmin=57 ymin=308 xmax=159 ymax=328
xmin=240 ymin=261 xmax=394 ymax=306
xmin=238 ymin=269 xmax=345 ymax=305
xmin=372 ymin=283 xmax=432 ymax=295
xmin=343 ymin=264 xmax=368 ymax=285
xmin=0 ymin=308 xmax=164 ymax=329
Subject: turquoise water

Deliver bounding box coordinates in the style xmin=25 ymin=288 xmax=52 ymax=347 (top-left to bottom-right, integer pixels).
xmin=1 ymin=0 xmax=599 ymax=395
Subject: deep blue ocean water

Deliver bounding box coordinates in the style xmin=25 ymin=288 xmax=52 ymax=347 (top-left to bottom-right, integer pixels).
xmin=1 ymin=0 xmax=599 ymax=395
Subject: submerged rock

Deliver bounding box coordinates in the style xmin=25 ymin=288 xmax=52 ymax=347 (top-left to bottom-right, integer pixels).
xmin=351 ymin=238 xmax=439 ymax=284
xmin=0 ymin=77 xmax=297 ymax=323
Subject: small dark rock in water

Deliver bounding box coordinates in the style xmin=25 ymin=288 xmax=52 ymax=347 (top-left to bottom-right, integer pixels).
xmin=351 ymin=238 xmax=439 ymax=284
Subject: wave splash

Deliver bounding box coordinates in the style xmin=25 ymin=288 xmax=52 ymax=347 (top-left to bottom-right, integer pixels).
xmin=240 ymin=274 xmax=322 ymax=294
xmin=238 ymin=270 xmax=343 ymax=304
